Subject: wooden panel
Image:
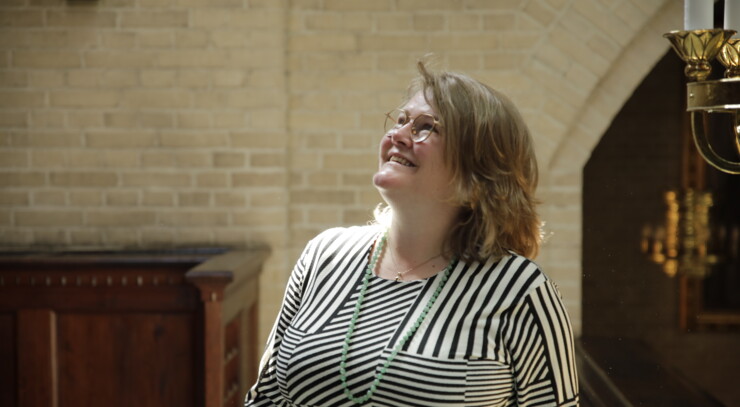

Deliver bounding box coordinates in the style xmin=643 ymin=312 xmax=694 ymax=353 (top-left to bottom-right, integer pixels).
xmin=0 ymin=313 xmax=16 ymax=407
xmin=0 ymin=248 xmax=268 ymax=407
xmin=57 ymin=313 xmax=195 ymax=407
xmin=243 ymin=301 xmax=259 ymax=390
xmin=202 ymin=300 xmax=224 ymax=407
xmin=223 ymin=313 xmax=241 ymax=407
xmin=221 ymin=260 xmax=260 ymax=399
xmin=17 ymin=309 xmax=57 ymax=407
xmin=0 ymin=286 xmax=198 ymax=312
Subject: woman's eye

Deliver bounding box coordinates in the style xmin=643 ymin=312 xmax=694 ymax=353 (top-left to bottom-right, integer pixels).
xmin=417 ymin=117 xmax=435 ymax=132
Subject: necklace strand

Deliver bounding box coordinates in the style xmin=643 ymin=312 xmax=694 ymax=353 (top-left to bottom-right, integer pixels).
xmin=339 ymin=231 xmax=456 ymax=404
xmin=386 ymin=239 xmax=442 ymax=282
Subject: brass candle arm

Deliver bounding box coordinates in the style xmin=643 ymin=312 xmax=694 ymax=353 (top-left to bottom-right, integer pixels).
xmin=664 ymin=29 xmax=740 ymax=174
xmin=687 ymin=79 xmax=740 ymax=174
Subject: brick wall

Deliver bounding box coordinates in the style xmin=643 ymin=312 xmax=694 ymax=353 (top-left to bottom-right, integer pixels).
xmin=0 ymin=0 xmax=291 ymax=334
xmin=1 ymin=0 xmax=680 ymax=340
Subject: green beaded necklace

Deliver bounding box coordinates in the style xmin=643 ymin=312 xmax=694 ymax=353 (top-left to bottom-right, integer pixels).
xmin=339 ymin=231 xmax=456 ymax=404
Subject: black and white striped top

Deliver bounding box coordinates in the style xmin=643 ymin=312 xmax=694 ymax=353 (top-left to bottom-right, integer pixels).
xmin=246 ymin=226 xmax=579 ymax=406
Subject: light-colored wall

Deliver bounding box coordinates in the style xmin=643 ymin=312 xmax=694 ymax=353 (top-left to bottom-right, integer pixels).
xmin=1 ymin=0 xmax=680 ymax=341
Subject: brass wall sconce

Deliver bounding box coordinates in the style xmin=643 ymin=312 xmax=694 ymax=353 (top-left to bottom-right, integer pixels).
xmin=641 ymin=189 xmax=718 ymax=278
xmin=664 ymin=28 xmax=740 ymax=174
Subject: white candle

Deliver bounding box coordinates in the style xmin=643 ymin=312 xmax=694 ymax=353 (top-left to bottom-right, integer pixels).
xmin=725 ymin=0 xmax=740 ymax=37
xmin=684 ymin=0 xmax=714 ymax=30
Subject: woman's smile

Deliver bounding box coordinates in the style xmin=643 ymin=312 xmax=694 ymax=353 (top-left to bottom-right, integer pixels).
xmin=388 ymin=153 xmax=416 ymax=167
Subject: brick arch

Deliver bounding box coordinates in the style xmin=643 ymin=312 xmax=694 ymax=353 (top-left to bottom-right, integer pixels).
xmin=548 ymin=1 xmax=681 ymax=173
xmin=535 ymin=1 xmax=682 ymax=334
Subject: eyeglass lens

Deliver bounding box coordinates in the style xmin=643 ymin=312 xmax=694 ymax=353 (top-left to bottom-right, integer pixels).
xmin=384 ymin=109 xmax=436 ymax=142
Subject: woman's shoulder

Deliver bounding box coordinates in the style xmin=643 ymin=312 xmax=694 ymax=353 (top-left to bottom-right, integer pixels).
xmin=502 ymin=251 xmax=546 ymax=277
xmin=468 ymin=251 xmax=553 ymax=299
xmin=474 ymin=251 xmax=545 ymax=276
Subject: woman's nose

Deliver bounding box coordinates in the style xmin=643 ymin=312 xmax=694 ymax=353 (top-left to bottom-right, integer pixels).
xmin=389 ymin=124 xmax=413 ymax=146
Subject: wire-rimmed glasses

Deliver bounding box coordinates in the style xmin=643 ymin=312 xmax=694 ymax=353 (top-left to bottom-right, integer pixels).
xmin=384 ymin=109 xmax=441 ymax=143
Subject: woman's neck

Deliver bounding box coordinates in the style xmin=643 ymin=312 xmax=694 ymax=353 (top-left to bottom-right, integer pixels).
xmin=378 ymin=202 xmax=460 ymax=280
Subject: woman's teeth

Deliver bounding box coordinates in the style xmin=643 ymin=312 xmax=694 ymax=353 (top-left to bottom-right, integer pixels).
xmin=390 ymin=156 xmax=414 ymax=167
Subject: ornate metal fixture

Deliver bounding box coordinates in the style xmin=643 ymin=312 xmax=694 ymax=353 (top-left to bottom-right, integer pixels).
xmin=641 ymin=189 xmax=718 ymax=278
xmin=664 ymin=28 xmax=740 ymax=174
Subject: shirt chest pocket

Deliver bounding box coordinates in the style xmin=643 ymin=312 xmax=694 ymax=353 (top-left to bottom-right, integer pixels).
xmin=368 ymin=350 xmax=514 ymax=407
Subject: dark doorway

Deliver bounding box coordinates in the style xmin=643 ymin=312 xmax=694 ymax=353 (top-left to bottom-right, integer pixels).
xmin=581 ymin=49 xmax=740 ymax=406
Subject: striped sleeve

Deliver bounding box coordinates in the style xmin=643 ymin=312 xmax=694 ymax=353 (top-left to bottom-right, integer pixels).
xmin=244 ymin=236 xmax=315 ymax=406
xmin=504 ymin=280 xmax=579 ymax=406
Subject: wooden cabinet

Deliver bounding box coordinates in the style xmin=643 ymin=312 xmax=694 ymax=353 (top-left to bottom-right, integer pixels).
xmin=0 ymin=247 xmax=269 ymax=407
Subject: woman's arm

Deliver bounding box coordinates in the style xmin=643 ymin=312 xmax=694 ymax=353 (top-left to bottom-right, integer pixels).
xmin=505 ymin=279 xmax=579 ymax=406
xmin=244 ymin=241 xmax=312 ymax=406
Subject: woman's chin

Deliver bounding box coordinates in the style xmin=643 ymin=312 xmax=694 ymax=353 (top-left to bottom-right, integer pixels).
xmin=372 ymin=170 xmax=402 ymax=190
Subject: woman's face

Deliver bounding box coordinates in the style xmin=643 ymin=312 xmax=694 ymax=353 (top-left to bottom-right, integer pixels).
xmin=373 ymin=91 xmax=457 ymax=208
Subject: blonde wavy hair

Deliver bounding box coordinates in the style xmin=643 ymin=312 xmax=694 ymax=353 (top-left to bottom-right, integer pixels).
xmin=377 ymin=61 xmax=541 ymax=262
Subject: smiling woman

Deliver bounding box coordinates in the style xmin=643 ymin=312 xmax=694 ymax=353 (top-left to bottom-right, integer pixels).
xmin=245 ymin=61 xmax=579 ymax=407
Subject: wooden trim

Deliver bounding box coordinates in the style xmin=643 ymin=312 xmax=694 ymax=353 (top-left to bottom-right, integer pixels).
xmin=17 ymin=309 xmax=58 ymax=407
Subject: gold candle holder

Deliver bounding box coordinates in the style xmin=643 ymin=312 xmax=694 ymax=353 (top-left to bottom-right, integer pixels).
xmin=663 ymin=29 xmax=735 ymax=81
xmin=664 ymin=28 xmax=740 ymax=174
xmin=718 ymin=38 xmax=740 ymax=78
